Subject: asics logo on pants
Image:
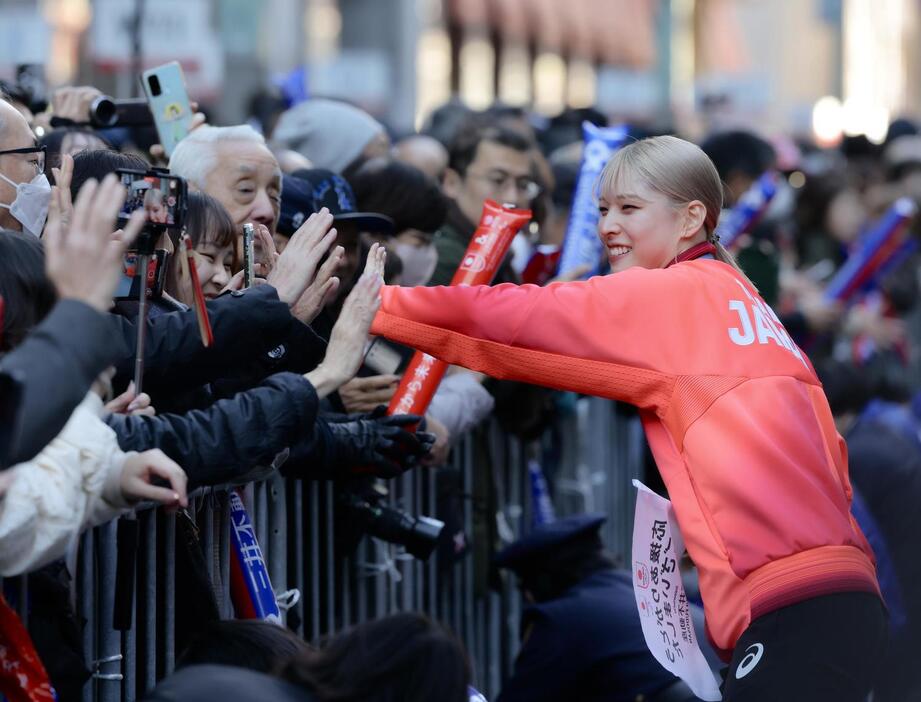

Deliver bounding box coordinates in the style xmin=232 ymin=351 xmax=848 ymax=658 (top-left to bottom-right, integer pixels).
xmin=735 ymin=643 xmax=765 ymax=679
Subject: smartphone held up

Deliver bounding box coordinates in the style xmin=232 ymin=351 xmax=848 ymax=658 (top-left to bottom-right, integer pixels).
xmin=116 ymin=169 xmax=187 ymax=232
xmin=112 ymin=168 xmax=186 ymax=302
xmin=141 ymin=61 xmax=194 ymax=158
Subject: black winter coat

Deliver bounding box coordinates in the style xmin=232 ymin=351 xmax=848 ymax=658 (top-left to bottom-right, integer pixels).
xmin=106 ymin=372 xmax=320 ymax=489
xmin=109 ymin=285 xmax=326 ymax=413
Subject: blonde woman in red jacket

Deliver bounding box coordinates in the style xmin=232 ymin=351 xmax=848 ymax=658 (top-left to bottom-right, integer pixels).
xmin=371 ymin=136 xmax=886 ymax=700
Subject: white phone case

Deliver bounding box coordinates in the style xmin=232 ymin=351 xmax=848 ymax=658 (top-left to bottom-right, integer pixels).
xmin=141 ymin=61 xmax=193 ymax=158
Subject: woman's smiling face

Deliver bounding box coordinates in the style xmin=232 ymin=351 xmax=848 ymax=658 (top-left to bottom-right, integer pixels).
xmin=596 ymin=172 xmax=690 ymax=273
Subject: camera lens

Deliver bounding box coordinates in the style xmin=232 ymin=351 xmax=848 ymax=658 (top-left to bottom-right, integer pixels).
xmin=342 ymin=493 xmax=445 ymax=561
xmin=89 ymin=96 xmax=118 ymax=128
xmin=403 ymin=515 xmax=444 ymax=560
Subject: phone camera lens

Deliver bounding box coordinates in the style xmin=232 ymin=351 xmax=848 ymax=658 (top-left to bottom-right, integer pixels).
xmin=148 ymin=75 xmax=162 ymax=97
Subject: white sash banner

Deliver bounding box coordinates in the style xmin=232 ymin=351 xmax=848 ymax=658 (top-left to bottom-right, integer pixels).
xmin=631 ymin=479 xmax=722 ymax=701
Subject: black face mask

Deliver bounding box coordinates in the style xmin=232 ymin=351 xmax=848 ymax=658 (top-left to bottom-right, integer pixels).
xmin=113 ymin=249 xmax=171 ymax=301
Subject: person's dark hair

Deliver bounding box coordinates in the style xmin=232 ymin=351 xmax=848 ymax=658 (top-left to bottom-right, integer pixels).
xmin=483 ymin=103 xmax=529 ymax=123
xmin=182 ymin=191 xmax=237 ymax=250
xmin=70 ymin=149 xmax=150 ymax=200
xmin=863 ymin=352 xmax=913 ymax=404
xmin=347 ymin=158 xmax=448 ymax=234
xmin=0 ymin=231 xmax=56 ymax=353
xmin=247 ymin=87 xmax=289 ymax=139
xmin=482 ymin=102 xmax=534 ymax=137
xmin=550 ymin=158 xmax=580 ymax=210
xmin=539 ymin=106 xmax=608 ymax=155
xmin=700 ymin=130 xmax=776 ymax=182
xmin=40 ymin=128 xmax=112 ymax=180
xmin=791 ymin=170 xmax=851 ymax=266
xmin=447 ymin=122 xmax=533 ymax=177
xmin=794 ymin=170 xmax=849 ymax=233
xmin=279 ymin=613 xmax=470 ymax=702
xmin=840 ymin=134 xmax=880 ymax=162
xmin=176 ymin=620 xmax=311 ymax=674
xmin=422 ymin=100 xmax=477 ymax=148
xmin=815 ymin=359 xmax=871 ymax=417
xmin=165 ymin=192 xmax=238 ymax=289
xmin=885 ymin=117 xmax=919 ymax=147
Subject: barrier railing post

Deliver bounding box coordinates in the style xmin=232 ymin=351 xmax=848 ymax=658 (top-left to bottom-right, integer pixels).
xmin=162 ymin=511 xmax=176 ymax=677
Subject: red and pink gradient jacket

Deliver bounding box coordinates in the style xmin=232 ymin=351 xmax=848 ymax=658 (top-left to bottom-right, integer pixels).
xmin=371 ymin=251 xmax=880 ymax=659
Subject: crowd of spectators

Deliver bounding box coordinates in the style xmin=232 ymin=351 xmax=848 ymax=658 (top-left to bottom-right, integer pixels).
xmin=2 ymin=73 xmax=921 ymax=701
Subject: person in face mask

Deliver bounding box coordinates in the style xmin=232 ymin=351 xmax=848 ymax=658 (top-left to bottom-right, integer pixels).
xmin=343 ymin=157 xmax=492 ymax=468
xmin=347 ymin=157 xmax=447 ymax=287
xmin=393 ymin=229 xmax=439 ymax=286
xmin=0 ymin=99 xmax=51 ymax=237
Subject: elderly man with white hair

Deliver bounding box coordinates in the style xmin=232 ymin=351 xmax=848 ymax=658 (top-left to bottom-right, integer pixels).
xmin=170 ymin=124 xmax=348 ymax=355
xmin=169 ymin=124 xmax=282 ymax=235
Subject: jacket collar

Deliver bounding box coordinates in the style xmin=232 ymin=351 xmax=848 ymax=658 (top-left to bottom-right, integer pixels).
xmin=443 ymin=201 xmax=477 ymax=242
xmin=667 ymin=241 xmax=717 ymax=268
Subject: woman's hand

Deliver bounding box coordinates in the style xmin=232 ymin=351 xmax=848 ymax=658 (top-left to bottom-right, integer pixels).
xmin=422 ymin=414 xmax=451 ymax=466
xmin=253 ymin=223 xmax=279 ymax=278
xmin=305 ymin=244 xmax=386 ymax=398
xmin=105 ymin=381 xmax=156 ymax=416
xmin=267 ymin=208 xmax=337 ymax=305
xmin=44 ymin=173 xmax=145 ymax=312
xmin=290 ymin=244 xmax=343 ymax=324
xmin=50 ymin=85 xmax=103 ymax=123
xmin=221 ymin=269 xmax=245 ymax=294
xmin=338 ymin=374 xmax=400 ymax=414
xmin=120 ymin=450 xmax=188 ymax=509
xmin=50 ymin=153 xmax=74 ymax=229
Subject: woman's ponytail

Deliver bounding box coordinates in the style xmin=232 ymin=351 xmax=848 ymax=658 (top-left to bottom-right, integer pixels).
xmin=709 ymin=232 xmax=758 ymax=291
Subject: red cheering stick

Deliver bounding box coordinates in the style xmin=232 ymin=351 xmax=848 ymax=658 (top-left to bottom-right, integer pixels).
xmin=178 ymin=233 xmax=214 ymax=347
xmin=386 ymin=200 xmax=531 ymax=421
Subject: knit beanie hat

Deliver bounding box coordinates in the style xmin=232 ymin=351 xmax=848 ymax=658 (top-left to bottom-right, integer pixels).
xmin=272 ymin=98 xmax=384 ymax=174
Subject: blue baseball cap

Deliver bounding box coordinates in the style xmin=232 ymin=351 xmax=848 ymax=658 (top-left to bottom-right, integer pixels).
xmin=278 ymin=168 xmax=394 ymax=237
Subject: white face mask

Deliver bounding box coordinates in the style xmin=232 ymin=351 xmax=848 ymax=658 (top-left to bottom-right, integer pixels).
xmin=395 ymin=242 xmax=438 ymax=287
xmin=0 ymin=171 xmax=51 ymax=237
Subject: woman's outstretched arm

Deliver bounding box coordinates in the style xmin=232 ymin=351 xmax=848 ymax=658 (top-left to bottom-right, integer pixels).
xmin=370 ymin=270 xmax=689 ymax=411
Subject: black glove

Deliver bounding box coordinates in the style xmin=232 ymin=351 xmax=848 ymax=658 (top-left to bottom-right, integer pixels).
xmin=327 ymin=408 xmax=436 ymax=478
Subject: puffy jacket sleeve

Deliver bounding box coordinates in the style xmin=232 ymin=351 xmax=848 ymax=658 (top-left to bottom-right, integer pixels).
xmin=105 ymin=372 xmax=319 ymax=489
xmin=0 ymin=394 xmax=131 ymax=576
xmin=371 ymin=270 xmax=685 ymax=411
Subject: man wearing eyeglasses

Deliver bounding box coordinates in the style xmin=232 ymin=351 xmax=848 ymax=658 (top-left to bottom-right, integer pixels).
xmin=431 ymin=122 xmax=538 ymax=286
xmin=428 ymin=123 xmax=555 ymax=580
xmin=0 ymin=98 xmax=50 ymax=237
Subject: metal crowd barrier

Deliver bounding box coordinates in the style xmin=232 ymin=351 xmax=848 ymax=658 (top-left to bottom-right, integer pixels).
xmin=61 ymin=397 xmax=643 ymax=701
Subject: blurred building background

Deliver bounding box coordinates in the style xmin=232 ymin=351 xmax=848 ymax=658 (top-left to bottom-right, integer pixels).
xmin=1 ymin=0 xmax=920 ymax=144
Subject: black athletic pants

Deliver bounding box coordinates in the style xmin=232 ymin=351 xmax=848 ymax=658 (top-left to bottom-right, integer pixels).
xmin=720 ymin=592 xmax=887 ymax=701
